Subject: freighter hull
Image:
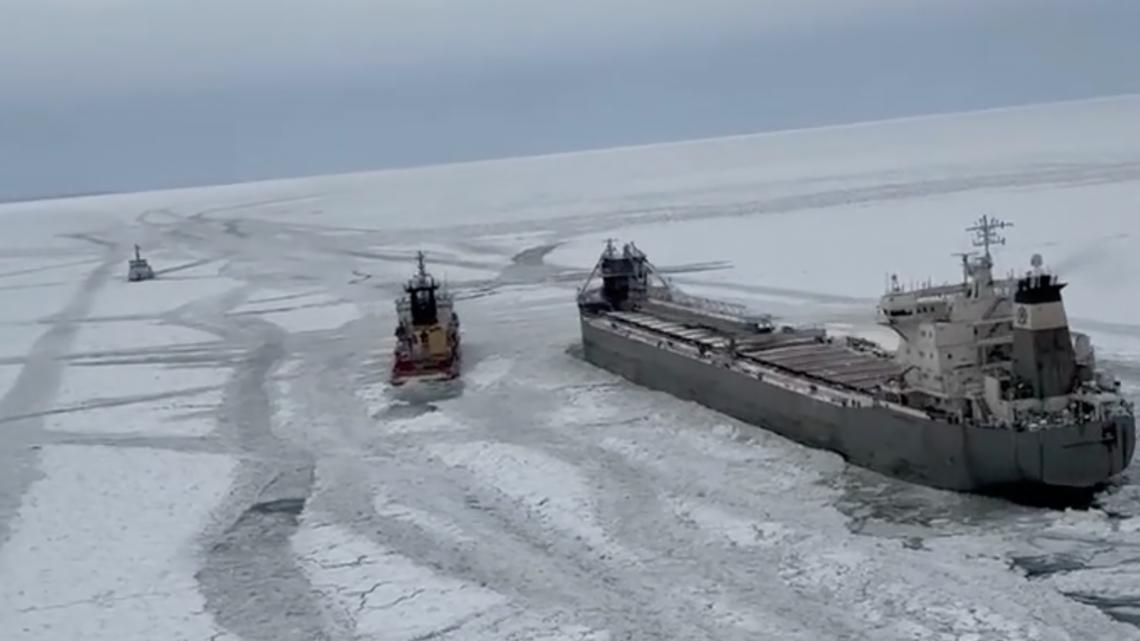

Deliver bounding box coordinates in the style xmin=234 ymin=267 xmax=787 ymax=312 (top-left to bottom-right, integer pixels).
xmin=581 ymin=316 xmax=1135 ymax=494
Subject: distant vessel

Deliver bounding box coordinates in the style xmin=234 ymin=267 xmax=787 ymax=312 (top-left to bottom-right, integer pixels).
xmin=576 ymin=218 xmax=1135 ymax=495
xmin=127 ymin=244 xmax=155 ymax=281
xmin=390 ymin=251 xmax=461 ymax=385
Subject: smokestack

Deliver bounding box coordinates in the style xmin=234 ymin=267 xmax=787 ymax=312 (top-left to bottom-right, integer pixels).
xmin=1010 ymin=256 xmax=1077 ymax=398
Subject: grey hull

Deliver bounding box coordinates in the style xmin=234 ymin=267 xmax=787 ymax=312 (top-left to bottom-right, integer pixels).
xmin=581 ymin=317 xmax=1136 ymax=494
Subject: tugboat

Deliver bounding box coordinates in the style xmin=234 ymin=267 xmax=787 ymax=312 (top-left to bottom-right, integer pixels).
xmin=390 ymin=251 xmax=461 ymax=386
xmin=127 ymin=244 xmax=155 ymax=281
xmin=576 ymin=219 xmax=1134 ymax=497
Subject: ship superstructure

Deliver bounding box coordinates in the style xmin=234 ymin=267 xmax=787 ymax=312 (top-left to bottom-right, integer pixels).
xmin=127 ymin=244 xmax=155 ymax=281
xmin=576 ymin=224 xmax=1134 ymax=495
xmin=390 ymin=251 xmax=461 ymax=385
xmin=877 ymin=216 xmax=1131 ymax=432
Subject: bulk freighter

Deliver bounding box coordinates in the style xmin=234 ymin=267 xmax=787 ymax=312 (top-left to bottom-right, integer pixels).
xmin=576 ymin=217 xmax=1134 ymax=495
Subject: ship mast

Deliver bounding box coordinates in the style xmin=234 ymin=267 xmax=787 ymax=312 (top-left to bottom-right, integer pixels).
xmin=408 ymin=250 xmax=439 ymax=290
xmin=967 ymin=215 xmax=1012 ymax=268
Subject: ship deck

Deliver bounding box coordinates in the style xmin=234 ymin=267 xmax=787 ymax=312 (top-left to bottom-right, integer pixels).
xmin=602 ymin=310 xmax=903 ymax=392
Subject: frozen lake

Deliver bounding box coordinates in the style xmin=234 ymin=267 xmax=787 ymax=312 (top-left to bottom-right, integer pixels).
xmin=2 ymin=95 xmax=1140 ymax=640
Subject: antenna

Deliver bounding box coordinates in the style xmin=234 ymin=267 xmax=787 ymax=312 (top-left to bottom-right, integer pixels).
xmin=966 ymin=215 xmax=1012 ymax=265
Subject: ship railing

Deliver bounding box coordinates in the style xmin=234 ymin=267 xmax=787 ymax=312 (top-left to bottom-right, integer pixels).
xmin=883 ymin=281 xmax=964 ymax=297
xmin=738 ymin=353 xmax=871 ymax=397
xmin=661 ymin=290 xmax=773 ymax=325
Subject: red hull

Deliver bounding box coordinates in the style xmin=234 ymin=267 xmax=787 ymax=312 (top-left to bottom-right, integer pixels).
xmin=389 ymin=351 xmax=461 ymax=386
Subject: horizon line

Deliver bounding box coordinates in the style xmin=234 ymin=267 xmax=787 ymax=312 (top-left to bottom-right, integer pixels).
xmin=8 ymin=91 xmax=1139 ymax=207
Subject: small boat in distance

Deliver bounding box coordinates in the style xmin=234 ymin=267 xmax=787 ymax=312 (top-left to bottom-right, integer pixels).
xmin=127 ymin=244 xmax=155 ymax=281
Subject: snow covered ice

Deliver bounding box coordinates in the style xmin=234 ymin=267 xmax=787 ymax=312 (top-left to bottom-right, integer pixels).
xmin=2 ymin=95 xmax=1140 ymax=640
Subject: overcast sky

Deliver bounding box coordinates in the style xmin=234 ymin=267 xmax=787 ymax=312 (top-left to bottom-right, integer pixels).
xmin=2 ymin=0 xmax=1139 ymax=200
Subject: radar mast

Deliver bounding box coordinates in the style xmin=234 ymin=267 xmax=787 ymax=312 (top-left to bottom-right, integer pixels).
xmin=967 ymin=215 xmax=1012 ymax=268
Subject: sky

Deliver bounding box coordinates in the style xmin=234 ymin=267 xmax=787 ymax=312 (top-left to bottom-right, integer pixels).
xmin=2 ymin=0 xmax=1139 ymax=201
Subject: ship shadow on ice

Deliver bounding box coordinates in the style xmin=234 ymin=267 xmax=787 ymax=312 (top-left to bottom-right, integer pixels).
xmin=978 ymin=480 xmax=1106 ymax=511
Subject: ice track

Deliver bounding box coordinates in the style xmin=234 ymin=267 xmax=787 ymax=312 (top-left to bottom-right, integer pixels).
xmin=3 ymin=97 xmax=1140 ymax=640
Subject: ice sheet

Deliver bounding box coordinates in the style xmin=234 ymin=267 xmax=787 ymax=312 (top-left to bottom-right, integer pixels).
xmin=0 ymin=95 xmax=1138 ymax=640
xmin=43 ymin=390 xmax=221 ymax=437
xmin=54 ymin=363 xmax=225 ymax=411
xmin=0 ymin=445 xmax=236 ymax=641
xmin=291 ymin=515 xmax=507 ymax=639
xmin=247 ymin=301 xmax=361 ymax=333
xmin=427 ymin=440 xmax=626 ymax=559
xmin=86 ymin=270 xmax=244 ymax=319
xmin=70 ymin=321 xmax=219 ymax=355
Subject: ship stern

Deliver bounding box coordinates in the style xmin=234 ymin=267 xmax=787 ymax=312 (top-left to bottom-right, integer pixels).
xmin=1029 ymin=415 xmax=1136 ymax=489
